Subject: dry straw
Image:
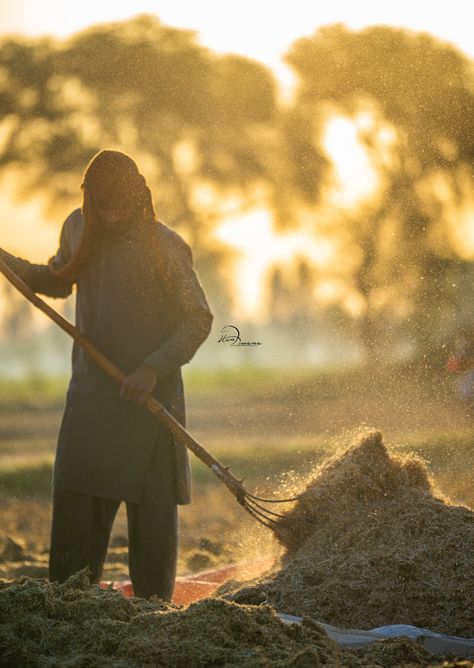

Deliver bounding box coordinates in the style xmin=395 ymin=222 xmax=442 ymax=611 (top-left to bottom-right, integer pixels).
xmin=0 ymin=570 xmax=338 ymax=667
xmin=238 ymin=431 xmax=474 ymax=637
xmin=1 ymin=570 xmax=472 ymax=666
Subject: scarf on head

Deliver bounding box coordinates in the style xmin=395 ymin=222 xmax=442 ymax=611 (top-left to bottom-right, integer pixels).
xmin=48 ymin=149 xmax=157 ymax=283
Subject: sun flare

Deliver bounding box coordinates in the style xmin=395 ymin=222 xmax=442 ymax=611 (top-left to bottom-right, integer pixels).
xmin=214 ymin=208 xmax=336 ymax=322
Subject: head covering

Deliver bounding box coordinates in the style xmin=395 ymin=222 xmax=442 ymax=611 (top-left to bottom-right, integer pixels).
xmin=49 ymin=149 xmax=157 ymax=283
xmin=83 ymin=149 xmax=147 ymax=203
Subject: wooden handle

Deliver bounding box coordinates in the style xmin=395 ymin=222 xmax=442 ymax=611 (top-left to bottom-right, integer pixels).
xmin=0 ymin=259 xmax=245 ymax=499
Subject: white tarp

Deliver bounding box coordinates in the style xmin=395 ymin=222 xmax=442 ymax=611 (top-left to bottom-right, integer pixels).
xmin=278 ymin=615 xmax=474 ymax=657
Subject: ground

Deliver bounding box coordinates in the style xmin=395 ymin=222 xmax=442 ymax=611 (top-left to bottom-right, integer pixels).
xmin=0 ymin=361 xmax=473 ymax=583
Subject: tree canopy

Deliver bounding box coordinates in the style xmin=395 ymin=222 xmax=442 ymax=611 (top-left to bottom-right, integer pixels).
xmin=0 ymin=17 xmax=473 ymax=359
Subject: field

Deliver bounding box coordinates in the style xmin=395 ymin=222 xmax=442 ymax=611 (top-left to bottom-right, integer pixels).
xmin=1 ymin=362 xmax=473 ymax=584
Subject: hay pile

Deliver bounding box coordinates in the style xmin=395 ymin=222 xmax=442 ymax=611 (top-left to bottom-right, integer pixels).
xmin=1 ymin=572 xmax=472 ymax=667
xmin=0 ymin=570 xmax=338 ymax=667
xmin=236 ymin=431 xmax=474 ymax=636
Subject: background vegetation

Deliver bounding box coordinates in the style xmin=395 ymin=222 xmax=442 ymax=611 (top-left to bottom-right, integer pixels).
xmin=0 ymin=15 xmax=473 ymax=369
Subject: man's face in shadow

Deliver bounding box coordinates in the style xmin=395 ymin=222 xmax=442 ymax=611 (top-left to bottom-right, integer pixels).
xmin=93 ymin=194 xmax=137 ymax=233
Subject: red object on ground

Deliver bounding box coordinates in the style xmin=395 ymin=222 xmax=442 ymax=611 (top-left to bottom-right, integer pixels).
xmin=100 ymin=558 xmax=274 ymax=604
xmin=447 ymin=357 xmax=461 ymax=373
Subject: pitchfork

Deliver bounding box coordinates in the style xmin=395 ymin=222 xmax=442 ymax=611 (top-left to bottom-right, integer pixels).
xmin=0 ymin=260 xmax=298 ymax=529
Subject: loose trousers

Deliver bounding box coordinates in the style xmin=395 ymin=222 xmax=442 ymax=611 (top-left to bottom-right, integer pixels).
xmin=49 ymin=438 xmax=178 ymax=600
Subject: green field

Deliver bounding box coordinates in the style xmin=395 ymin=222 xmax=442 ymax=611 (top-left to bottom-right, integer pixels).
xmin=1 ymin=363 xmax=473 ymax=579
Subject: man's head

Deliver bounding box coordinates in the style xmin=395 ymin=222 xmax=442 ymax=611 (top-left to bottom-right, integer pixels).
xmin=48 ymin=149 xmax=157 ymax=281
xmin=82 ymin=149 xmax=154 ymax=232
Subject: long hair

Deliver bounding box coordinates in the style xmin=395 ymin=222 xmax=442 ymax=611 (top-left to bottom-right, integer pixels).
xmin=49 ymin=149 xmax=157 ymax=283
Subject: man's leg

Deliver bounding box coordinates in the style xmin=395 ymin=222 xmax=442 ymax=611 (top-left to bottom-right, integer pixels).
xmin=49 ymin=487 xmax=120 ymax=584
xmin=126 ymin=432 xmax=178 ymax=600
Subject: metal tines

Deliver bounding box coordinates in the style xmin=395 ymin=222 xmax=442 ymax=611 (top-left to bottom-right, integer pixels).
xmin=211 ymin=464 xmax=301 ymax=529
xmin=242 ymin=489 xmax=301 ymax=529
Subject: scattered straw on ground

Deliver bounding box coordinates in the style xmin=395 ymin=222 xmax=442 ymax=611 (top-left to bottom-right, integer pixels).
xmin=0 ymin=569 xmax=338 ymax=667
xmin=230 ymin=431 xmax=474 ymax=637
xmin=1 ymin=571 xmax=472 ymax=667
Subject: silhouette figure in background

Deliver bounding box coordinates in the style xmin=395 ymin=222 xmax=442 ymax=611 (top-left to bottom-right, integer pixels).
xmin=0 ymin=149 xmax=213 ymax=599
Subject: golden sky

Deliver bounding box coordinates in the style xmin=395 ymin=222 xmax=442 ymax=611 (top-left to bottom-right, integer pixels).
xmin=1 ymin=0 xmax=473 ymax=88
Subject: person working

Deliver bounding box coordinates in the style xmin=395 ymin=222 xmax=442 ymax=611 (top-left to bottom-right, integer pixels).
xmin=0 ymin=149 xmax=214 ymax=599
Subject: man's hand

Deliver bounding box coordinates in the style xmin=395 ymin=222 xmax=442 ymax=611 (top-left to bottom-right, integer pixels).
xmin=120 ymin=364 xmax=158 ymax=406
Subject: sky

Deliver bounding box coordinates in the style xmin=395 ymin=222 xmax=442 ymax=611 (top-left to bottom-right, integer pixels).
xmin=1 ymin=0 xmax=473 ymax=87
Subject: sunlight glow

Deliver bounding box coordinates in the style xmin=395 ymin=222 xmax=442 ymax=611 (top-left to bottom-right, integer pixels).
xmin=214 ymin=209 xmax=335 ymax=323
xmin=0 ymin=177 xmax=71 ymax=330
xmin=422 ymin=169 xmax=474 ymax=260
xmin=212 ymin=109 xmax=398 ymax=322
xmin=0 ymin=189 xmax=59 ymax=262
xmin=210 ymin=108 xmax=400 ymax=321
xmin=449 ymin=207 xmax=474 ymax=260
xmin=322 ymin=115 xmax=380 ymax=208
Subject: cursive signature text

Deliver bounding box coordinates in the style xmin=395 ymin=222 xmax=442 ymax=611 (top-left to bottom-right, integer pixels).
xmin=218 ymin=325 xmax=262 ymax=346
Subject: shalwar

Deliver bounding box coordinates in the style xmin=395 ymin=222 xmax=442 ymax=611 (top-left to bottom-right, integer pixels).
xmin=49 ymin=430 xmax=177 ymax=599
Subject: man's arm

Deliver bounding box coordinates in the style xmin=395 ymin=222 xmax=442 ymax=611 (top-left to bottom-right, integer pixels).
xmin=121 ymin=232 xmax=213 ymax=405
xmin=0 ymin=215 xmax=75 ymax=298
xmin=144 ymin=236 xmax=214 ymax=377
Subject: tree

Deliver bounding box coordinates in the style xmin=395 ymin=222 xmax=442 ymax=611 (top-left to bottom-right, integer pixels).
xmin=284 ymin=24 xmax=474 ymax=358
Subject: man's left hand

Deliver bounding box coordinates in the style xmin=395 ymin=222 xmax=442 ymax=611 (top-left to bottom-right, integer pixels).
xmin=120 ymin=364 xmax=158 ymax=405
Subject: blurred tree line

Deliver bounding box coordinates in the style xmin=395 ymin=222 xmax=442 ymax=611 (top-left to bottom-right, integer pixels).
xmin=0 ymin=15 xmax=473 ymax=364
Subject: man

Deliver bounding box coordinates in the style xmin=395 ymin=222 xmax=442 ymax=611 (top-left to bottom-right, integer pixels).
xmin=0 ymin=149 xmax=213 ymax=599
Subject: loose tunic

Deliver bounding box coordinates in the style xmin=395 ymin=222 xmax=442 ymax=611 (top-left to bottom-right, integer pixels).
xmin=1 ymin=209 xmax=213 ymax=504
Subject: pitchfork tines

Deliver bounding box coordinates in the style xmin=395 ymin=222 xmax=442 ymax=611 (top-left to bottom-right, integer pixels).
xmin=211 ymin=463 xmax=300 ymax=529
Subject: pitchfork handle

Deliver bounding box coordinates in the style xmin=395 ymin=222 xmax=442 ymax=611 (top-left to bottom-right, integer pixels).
xmin=0 ymin=259 xmax=244 ymax=499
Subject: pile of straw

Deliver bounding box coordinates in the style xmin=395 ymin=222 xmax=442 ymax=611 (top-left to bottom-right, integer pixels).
xmin=243 ymin=431 xmax=474 ymax=636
